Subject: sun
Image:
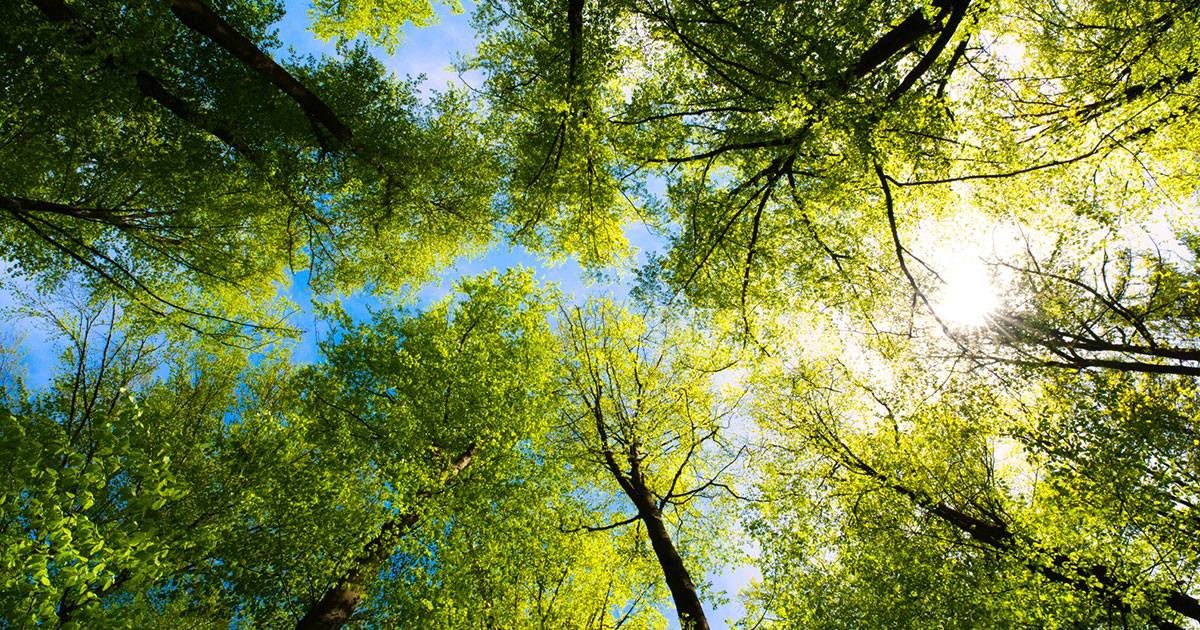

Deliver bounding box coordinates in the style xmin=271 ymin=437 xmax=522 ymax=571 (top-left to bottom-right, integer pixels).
xmin=933 ymin=261 xmax=999 ymax=328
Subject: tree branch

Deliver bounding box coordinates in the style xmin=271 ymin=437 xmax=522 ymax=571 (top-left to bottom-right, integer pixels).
xmin=169 ymin=0 xmax=355 ymax=151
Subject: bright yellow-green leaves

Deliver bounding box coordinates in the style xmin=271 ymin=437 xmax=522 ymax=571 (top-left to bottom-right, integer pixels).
xmin=0 ymin=398 xmax=184 ymax=625
xmin=309 ymin=0 xmax=462 ymax=52
xmin=468 ymin=0 xmax=645 ymax=268
xmin=554 ymin=300 xmax=746 ymax=616
xmin=302 ymin=269 xmax=556 ymax=469
xmin=3 ymin=0 xmax=1200 ymax=626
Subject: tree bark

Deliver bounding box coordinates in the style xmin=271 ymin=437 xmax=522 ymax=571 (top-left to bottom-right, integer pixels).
xmin=590 ymin=390 xmax=710 ymax=629
xmin=635 ymin=498 xmax=710 ymax=630
xmin=850 ymin=10 xmax=934 ymax=79
xmin=295 ymin=513 xmax=420 ymax=629
xmin=887 ymin=0 xmax=970 ymax=101
xmin=295 ymin=445 xmax=476 ymax=629
xmin=168 ymin=0 xmax=356 ymax=151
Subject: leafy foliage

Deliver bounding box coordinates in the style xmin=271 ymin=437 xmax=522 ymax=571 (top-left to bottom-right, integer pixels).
xmin=2 ymin=0 xmax=1199 ymax=627
xmin=309 ymin=0 xmax=462 ymax=52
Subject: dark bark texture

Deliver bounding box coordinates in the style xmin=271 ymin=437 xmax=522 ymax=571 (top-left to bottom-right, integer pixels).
xmin=169 ymin=0 xmax=356 ymax=151
xmin=296 ymin=446 xmax=475 ymax=629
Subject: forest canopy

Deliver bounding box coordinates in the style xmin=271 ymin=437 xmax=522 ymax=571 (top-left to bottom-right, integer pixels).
xmin=1 ymin=0 xmax=1198 ymax=628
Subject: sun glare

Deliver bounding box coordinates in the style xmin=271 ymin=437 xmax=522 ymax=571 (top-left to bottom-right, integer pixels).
xmin=933 ymin=261 xmax=999 ymax=328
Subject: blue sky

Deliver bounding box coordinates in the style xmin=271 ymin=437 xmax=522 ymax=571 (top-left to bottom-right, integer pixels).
xmin=271 ymin=0 xmax=670 ymax=364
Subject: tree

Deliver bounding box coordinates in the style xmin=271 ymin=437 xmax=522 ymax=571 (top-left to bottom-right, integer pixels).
xmin=4 ymin=0 xmax=1200 ymax=627
xmin=0 ymin=299 xmax=300 ymax=626
xmin=470 ymin=0 xmax=1200 ymax=340
xmin=288 ymin=270 xmax=562 ymax=627
xmin=468 ymin=0 xmax=638 ymax=267
xmin=254 ymin=271 xmax=666 ymax=628
xmin=982 ymin=231 xmax=1200 ymax=376
xmin=4 ymin=0 xmax=498 ymax=340
xmin=747 ymin=353 xmax=1200 ymax=628
xmin=556 ymin=301 xmax=746 ymax=629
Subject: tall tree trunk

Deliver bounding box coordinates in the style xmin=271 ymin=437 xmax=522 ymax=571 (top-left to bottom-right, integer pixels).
xmin=295 ymin=514 xmax=419 ymax=629
xmin=591 ymin=389 xmax=710 ymax=629
xmin=627 ymin=447 xmax=708 ymax=629
xmin=636 ymin=502 xmax=710 ymax=630
xmin=296 ymin=445 xmax=476 ymax=629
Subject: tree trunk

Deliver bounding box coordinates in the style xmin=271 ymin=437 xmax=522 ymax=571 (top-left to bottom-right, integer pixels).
xmin=296 ymin=445 xmax=475 ymax=629
xmin=637 ymin=505 xmax=710 ymax=630
xmin=295 ymin=514 xmax=419 ymax=629
xmin=887 ymin=0 xmax=970 ymax=101
xmin=849 ymin=10 xmax=934 ymax=79
xmin=591 ymin=386 xmax=709 ymax=629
